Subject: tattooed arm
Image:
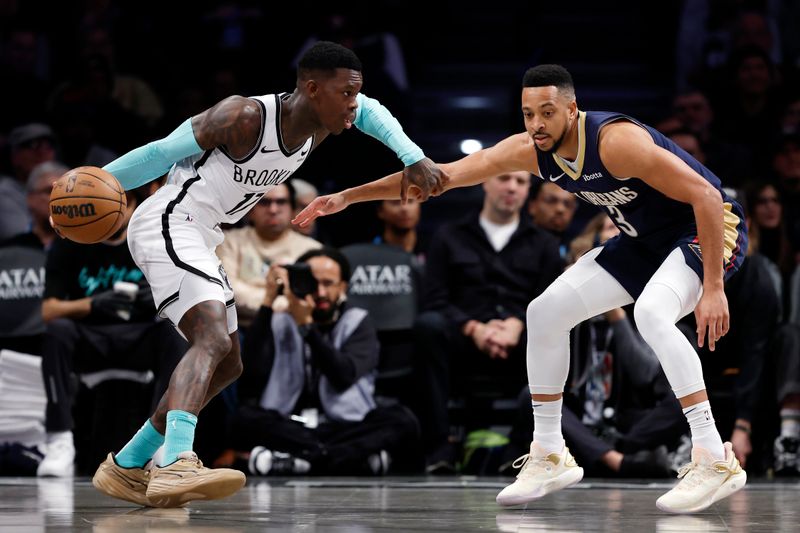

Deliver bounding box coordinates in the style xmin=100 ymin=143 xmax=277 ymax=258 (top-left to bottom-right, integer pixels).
xmin=191 ymin=96 xmax=263 ymax=158
xmin=103 ymin=96 xmax=262 ymax=190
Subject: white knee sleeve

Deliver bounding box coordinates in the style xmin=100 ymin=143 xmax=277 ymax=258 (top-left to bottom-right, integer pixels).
xmin=527 ymin=247 xmax=633 ymax=395
xmin=634 ymin=249 xmax=705 ymax=398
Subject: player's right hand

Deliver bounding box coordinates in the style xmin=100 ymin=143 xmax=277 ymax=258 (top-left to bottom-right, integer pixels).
xmin=48 ymin=215 xmax=66 ymax=239
xmin=401 ymin=157 xmax=450 ymax=203
xmin=291 ymin=193 xmax=348 ymax=228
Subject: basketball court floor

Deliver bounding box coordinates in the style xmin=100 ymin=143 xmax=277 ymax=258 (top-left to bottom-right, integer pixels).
xmin=1 ymin=476 xmax=797 ymax=532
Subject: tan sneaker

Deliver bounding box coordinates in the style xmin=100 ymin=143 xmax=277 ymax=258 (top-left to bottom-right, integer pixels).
xmin=496 ymin=442 xmax=584 ymax=507
xmin=146 ymin=451 xmax=246 ymax=508
xmin=656 ymin=442 xmax=747 ymax=514
xmin=92 ymin=453 xmax=152 ymax=507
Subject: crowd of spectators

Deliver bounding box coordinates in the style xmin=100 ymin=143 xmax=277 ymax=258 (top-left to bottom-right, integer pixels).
xmin=1 ymin=1 xmax=799 ymax=480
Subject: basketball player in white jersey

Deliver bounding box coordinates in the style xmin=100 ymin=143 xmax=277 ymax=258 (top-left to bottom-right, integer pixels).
xmin=85 ymin=41 xmax=448 ymax=508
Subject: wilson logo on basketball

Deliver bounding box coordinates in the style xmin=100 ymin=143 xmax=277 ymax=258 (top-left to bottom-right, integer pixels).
xmin=51 ymin=203 xmax=97 ymax=218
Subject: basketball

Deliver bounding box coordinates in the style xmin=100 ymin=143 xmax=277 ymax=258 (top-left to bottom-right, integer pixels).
xmin=49 ymin=166 xmax=127 ymax=244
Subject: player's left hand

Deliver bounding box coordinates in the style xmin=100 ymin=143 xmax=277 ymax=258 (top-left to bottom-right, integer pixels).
xmin=401 ymin=158 xmax=450 ymax=203
xmin=694 ymin=287 xmax=729 ymax=351
xmin=292 ymin=193 xmax=348 ymax=228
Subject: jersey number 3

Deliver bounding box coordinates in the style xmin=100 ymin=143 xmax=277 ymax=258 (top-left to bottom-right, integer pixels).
xmin=607 ymin=206 xmax=639 ymax=237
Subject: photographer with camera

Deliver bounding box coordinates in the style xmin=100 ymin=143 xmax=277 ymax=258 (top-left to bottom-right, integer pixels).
xmin=232 ymin=247 xmax=420 ymax=475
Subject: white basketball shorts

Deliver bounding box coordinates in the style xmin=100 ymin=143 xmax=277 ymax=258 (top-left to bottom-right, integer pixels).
xmin=127 ymin=184 xmax=237 ymax=336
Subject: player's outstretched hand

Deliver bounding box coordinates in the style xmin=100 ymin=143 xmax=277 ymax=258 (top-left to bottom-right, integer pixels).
xmin=401 ymin=157 xmax=450 ymax=203
xmin=292 ymin=193 xmax=348 ymax=228
xmin=694 ymin=288 xmax=729 ymax=352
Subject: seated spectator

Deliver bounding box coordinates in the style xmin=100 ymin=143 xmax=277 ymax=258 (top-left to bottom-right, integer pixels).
xmin=504 ymin=214 xmax=683 ymax=478
xmin=713 ymin=46 xmax=785 ymax=173
xmin=217 ymin=182 xmax=321 ymax=327
xmin=740 ymin=181 xmax=800 ymax=475
xmin=669 ymin=90 xmax=752 ymax=187
xmin=342 ymin=199 xmax=425 ymax=403
xmin=373 ymin=197 xmax=426 ymax=263
xmin=415 ymin=171 xmax=562 ymax=472
xmin=0 ymin=160 xmax=66 ymax=347
xmin=37 ymin=189 xmax=186 ymax=477
xmin=744 ymin=182 xmax=795 ymax=307
xmin=527 ymin=180 xmax=578 ymax=259
xmin=0 ymin=123 xmax=56 ymax=241
xmin=232 ymin=247 xmax=419 ymax=475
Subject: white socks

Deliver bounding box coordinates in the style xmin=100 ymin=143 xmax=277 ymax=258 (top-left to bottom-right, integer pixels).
xmin=780 ymin=408 xmax=800 ymax=438
xmin=683 ymin=401 xmax=724 ymax=460
xmin=532 ymin=397 xmax=565 ymax=454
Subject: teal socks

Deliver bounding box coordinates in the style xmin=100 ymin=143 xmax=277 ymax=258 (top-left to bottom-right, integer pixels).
xmin=162 ymin=410 xmax=198 ymax=466
xmin=115 ymin=419 xmax=164 ymax=468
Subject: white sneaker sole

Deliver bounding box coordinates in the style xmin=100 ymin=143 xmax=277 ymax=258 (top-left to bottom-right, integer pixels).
xmin=656 ymin=470 xmax=747 ymax=514
xmin=496 ymin=466 xmax=584 ymax=507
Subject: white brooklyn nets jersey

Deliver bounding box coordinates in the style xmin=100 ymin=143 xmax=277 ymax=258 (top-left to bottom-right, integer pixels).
xmin=164 ymin=92 xmax=313 ymax=226
xmin=127 ymin=92 xmax=313 ymax=330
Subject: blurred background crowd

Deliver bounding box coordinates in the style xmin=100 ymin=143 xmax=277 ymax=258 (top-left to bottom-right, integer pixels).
xmin=1 ymin=0 xmax=800 ymax=481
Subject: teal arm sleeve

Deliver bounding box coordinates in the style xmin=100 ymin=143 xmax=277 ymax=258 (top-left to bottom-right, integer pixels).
xmin=353 ymin=93 xmax=424 ymax=166
xmin=103 ymin=118 xmax=203 ymax=190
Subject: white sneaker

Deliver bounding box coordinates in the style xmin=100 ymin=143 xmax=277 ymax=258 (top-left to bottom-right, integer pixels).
xmin=248 ymin=447 xmax=311 ymax=475
xmin=368 ymin=450 xmax=391 ymax=475
xmin=656 ymin=442 xmax=746 ymax=514
xmin=496 ymin=442 xmax=584 ymax=507
xmin=37 ymin=431 xmax=75 ymax=477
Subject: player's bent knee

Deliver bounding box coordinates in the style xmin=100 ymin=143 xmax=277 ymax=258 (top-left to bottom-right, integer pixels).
xmin=195 ymin=328 xmax=233 ymax=360
xmin=633 ymin=299 xmax=670 ymax=339
xmin=527 ymin=290 xmax=571 ymax=332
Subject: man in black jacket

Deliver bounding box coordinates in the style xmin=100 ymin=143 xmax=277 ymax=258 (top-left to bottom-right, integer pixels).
xmin=233 ymin=247 xmax=419 ymax=475
xmin=413 ymin=171 xmax=563 ymax=472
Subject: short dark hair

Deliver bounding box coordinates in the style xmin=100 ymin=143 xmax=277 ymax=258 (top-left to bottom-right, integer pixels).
xmin=296 ymin=246 xmax=351 ymax=282
xmin=298 ymin=41 xmax=362 ymax=78
xmin=523 ymin=64 xmax=575 ymax=99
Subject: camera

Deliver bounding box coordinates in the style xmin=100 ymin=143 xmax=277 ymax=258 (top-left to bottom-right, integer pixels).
xmin=284 ymin=263 xmax=318 ymax=298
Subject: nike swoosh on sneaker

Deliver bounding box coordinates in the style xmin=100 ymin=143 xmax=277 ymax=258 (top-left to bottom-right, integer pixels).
xmin=549 ymin=172 xmax=565 ymax=182
xmin=261 ymin=147 xmax=279 ymax=153
xmin=300 ymin=149 xmax=308 ymax=156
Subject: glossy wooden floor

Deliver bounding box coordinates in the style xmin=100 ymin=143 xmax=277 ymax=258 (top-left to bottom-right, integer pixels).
xmin=2 ymin=477 xmax=797 ymax=532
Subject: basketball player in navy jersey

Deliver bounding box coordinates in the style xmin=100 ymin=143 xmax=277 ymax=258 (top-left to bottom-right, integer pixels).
xmin=79 ymin=41 xmax=448 ymax=508
xmin=294 ymin=64 xmax=748 ymax=514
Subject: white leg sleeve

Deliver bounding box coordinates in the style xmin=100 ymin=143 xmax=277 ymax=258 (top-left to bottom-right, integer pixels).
xmin=527 ymin=247 xmax=634 ymax=394
xmin=633 ymin=248 xmax=706 ymax=398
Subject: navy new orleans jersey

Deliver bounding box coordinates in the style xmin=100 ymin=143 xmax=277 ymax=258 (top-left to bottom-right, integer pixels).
xmin=535 ymin=111 xmax=748 ymax=298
